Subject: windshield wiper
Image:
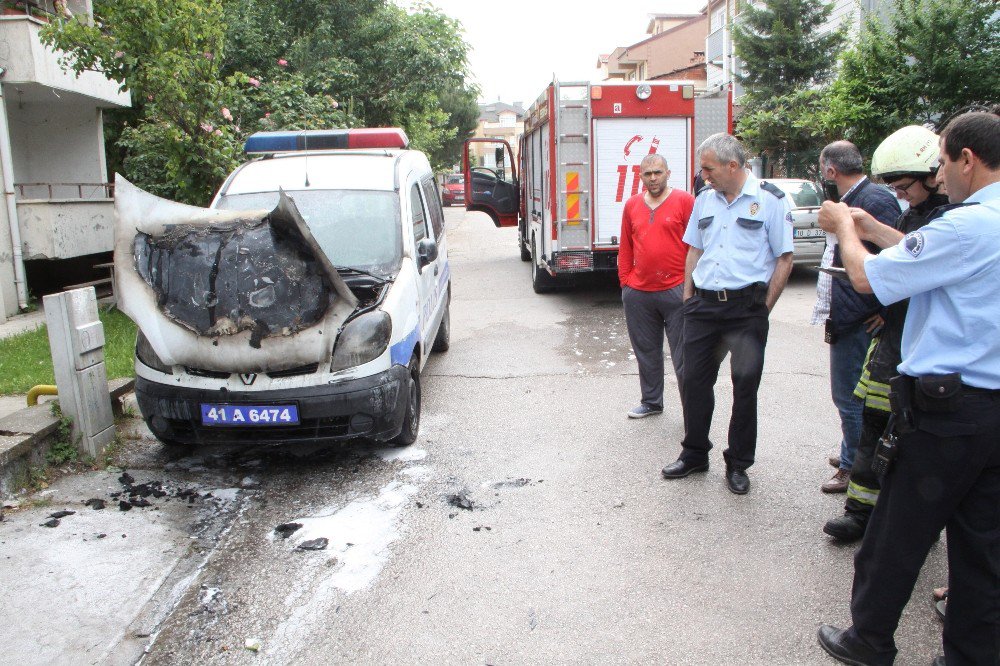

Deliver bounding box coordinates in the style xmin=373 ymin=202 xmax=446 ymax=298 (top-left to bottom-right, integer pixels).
xmin=334 ymin=266 xmax=390 ymax=284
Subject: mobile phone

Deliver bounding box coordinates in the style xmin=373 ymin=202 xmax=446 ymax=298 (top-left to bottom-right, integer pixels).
xmin=822 ymin=180 xmax=840 ymax=203
xmin=818 ymin=266 xmax=849 ymax=280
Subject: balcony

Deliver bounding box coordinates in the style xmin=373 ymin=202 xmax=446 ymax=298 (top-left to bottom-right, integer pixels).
xmin=15 ymin=183 xmax=115 ymax=259
xmin=706 ymin=26 xmax=724 ymax=65
xmin=0 ymin=9 xmax=129 ymax=108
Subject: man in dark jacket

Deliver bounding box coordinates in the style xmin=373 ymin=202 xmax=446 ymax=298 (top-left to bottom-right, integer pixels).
xmin=818 ymin=142 xmax=900 ymax=493
xmin=823 ymin=126 xmax=950 ymax=541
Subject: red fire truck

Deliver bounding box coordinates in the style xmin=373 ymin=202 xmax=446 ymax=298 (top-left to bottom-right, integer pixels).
xmin=463 ymin=80 xmax=731 ymax=292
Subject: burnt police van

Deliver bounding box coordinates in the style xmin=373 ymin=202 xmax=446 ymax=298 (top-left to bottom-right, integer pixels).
xmin=116 ymin=128 xmax=450 ymax=447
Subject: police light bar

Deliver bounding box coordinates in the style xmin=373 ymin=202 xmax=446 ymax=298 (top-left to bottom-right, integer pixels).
xmin=244 ymin=128 xmax=409 ymax=154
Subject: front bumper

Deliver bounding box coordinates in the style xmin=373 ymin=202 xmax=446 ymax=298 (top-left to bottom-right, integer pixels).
xmin=135 ymin=365 xmax=409 ymax=446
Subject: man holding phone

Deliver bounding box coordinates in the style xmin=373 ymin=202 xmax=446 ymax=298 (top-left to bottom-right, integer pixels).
xmin=816 ymin=142 xmax=900 ymax=494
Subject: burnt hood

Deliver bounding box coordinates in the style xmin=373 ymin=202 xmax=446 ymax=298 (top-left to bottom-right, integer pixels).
xmin=114 ymin=175 xmax=358 ymax=372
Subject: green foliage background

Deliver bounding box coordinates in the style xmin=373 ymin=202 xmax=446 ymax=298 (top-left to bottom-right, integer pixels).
xmin=41 ymin=0 xmax=479 ymax=205
xmin=733 ymin=0 xmax=998 ymax=177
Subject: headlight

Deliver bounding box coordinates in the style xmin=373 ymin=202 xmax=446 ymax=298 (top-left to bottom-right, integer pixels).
xmin=331 ymin=311 xmax=391 ymax=372
xmin=135 ymin=330 xmax=173 ymax=374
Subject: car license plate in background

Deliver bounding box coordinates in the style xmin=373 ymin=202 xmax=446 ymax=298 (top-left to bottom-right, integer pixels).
xmin=201 ymin=404 xmax=299 ymax=426
xmin=794 ymin=228 xmax=826 ymax=238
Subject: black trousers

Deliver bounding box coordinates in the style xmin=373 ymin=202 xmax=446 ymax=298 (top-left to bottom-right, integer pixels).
xmin=844 ymin=408 xmax=891 ymax=516
xmin=846 ymin=391 xmax=1000 ymax=665
xmin=678 ymin=294 xmax=769 ymax=470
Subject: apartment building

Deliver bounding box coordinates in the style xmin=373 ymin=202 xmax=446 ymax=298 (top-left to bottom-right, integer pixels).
xmin=0 ymin=0 xmax=129 ymax=320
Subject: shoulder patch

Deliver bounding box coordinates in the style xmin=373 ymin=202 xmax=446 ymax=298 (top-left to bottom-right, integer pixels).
xmin=904 ymin=231 xmax=925 ymax=258
xmin=759 ymin=181 xmax=786 ymax=199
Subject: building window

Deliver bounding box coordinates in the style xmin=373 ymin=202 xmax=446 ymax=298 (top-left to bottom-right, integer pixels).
xmin=499 ymin=113 xmax=515 ymax=127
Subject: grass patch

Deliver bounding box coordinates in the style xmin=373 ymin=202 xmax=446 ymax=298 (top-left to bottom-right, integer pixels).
xmin=0 ymin=307 xmax=136 ymax=395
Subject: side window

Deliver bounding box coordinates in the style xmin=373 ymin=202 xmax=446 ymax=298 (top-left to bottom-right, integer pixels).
xmin=421 ymin=178 xmax=445 ymax=239
xmin=409 ymin=183 xmax=428 ymax=242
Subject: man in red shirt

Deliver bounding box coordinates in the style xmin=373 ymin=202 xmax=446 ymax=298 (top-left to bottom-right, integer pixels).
xmin=619 ymin=153 xmax=695 ymax=418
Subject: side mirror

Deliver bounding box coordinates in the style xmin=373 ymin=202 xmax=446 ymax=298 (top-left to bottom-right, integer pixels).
xmin=416 ymin=238 xmax=438 ymax=270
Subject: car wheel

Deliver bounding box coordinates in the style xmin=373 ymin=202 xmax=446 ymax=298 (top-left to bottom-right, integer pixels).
xmin=390 ymin=359 xmax=420 ymax=447
xmin=431 ymin=296 xmax=450 ymax=353
xmin=531 ymin=236 xmax=557 ymax=294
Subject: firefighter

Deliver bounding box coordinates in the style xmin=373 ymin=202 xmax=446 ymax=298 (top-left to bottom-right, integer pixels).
xmin=816 ymin=110 xmax=1000 ymax=666
xmin=661 ymin=133 xmax=793 ymax=495
xmin=619 ymin=154 xmax=694 ymax=419
xmin=822 ymin=125 xmax=951 ymax=542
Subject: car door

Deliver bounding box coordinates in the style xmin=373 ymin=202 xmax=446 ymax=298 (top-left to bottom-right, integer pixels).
xmin=408 ymin=180 xmax=441 ymax=350
xmin=420 ymin=176 xmax=449 ymax=331
xmin=462 ymin=138 xmax=519 ymax=227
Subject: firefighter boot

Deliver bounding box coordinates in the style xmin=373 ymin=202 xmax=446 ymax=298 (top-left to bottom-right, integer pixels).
xmin=823 ymin=511 xmax=869 ymax=543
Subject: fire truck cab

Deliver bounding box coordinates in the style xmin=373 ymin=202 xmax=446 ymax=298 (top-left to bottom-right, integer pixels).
xmin=464 ymin=80 xmax=717 ymax=293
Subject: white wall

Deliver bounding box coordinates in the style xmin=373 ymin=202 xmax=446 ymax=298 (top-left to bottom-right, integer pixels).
xmin=8 ymin=101 xmax=106 ymax=190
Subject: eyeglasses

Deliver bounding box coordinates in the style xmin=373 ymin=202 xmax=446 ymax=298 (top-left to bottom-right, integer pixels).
xmin=888 ymin=177 xmax=920 ymax=195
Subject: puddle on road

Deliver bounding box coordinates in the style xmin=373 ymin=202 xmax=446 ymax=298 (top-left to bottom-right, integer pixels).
xmin=267 ymin=448 xmax=431 ymax=657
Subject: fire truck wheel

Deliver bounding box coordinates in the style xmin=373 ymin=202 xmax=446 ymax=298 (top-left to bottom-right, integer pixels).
xmin=519 ymin=231 xmax=531 ymax=262
xmin=531 ymin=237 xmax=557 ymax=294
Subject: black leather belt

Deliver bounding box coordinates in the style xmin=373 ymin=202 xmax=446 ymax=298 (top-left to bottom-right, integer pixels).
xmin=695 ymin=284 xmax=758 ymax=301
xmin=961 ymin=384 xmax=1000 ymax=395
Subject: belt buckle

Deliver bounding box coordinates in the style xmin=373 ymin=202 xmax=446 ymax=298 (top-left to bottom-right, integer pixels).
xmin=718 ymin=289 xmax=728 ymax=302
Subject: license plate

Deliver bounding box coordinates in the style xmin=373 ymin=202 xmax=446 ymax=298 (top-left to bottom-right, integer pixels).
xmin=201 ymin=404 xmax=300 ymax=426
xmin=794 ymin=228 xmax=826 ymax=238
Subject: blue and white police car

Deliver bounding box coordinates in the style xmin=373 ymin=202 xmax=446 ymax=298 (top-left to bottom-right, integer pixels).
xmin=117 ymin=128 xmax=450 ymax=447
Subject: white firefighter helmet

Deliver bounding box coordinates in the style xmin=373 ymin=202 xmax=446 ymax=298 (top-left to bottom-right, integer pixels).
xmin=871 ymin=125 xmax=940 ymax=181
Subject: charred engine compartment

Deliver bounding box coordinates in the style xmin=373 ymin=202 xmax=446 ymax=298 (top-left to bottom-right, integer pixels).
xmin=134 ymin=218 xmax=332 ymax=347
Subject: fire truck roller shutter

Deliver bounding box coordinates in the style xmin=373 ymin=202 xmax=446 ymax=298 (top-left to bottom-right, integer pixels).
xmin=593 ymin=117 xmax=690 ymax=246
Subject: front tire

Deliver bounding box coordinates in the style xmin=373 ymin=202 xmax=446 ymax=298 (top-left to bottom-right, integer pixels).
xmin=390 ymin=359 xmax=421 ymax=447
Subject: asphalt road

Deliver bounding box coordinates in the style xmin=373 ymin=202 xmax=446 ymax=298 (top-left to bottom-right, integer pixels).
xmin=5 ymin=205 xmax=948 ymax=665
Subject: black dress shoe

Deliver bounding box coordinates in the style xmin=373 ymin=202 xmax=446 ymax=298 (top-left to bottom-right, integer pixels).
xmin=661 ymin=459 xmax=709 ymax=479
xmin=726 ymin=466 xmax=749 ymax=494
xmin=817 ymin=624 xmax=884 ymax=666
xmin=824 ymin=512 xmax=869 ymax=542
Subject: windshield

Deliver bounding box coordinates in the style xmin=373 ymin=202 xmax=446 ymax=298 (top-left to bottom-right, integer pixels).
xmin=216 ymin=190 xmax=401 ymax=277
xmin=769 ymin=180 xmax=823 ymax=209
xmin=445 ymin=175 xmax=464 ymax=185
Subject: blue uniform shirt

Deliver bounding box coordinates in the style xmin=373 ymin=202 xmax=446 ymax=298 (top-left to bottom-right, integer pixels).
xmin=865 ymin=181 xmax=1000 ymax=388
xmin=683 ymin=173 xmax=793 ymax=290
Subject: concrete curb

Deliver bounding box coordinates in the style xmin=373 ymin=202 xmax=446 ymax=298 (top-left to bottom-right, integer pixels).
xmin=0 ymin=377 xmax=135 ymax=498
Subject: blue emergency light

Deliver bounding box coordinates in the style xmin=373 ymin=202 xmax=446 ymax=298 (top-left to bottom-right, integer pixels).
xmin=244 ymin=128 xmax=409 ymax=154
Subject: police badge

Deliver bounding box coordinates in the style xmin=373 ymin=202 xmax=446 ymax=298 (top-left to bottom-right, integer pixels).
xmin=749 ymin=202 xmax=760 ymax=216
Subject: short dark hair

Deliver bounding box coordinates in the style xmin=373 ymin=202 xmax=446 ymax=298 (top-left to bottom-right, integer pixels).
xmin=640 ymin=153 xmax=668 ymax=170
xmin=820 ymin=141 xmax=864 ymax=176
xmin=941 ymin=110 xmax=1000 ymax=170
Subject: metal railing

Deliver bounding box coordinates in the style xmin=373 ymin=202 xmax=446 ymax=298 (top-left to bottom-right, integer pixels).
xmin=14 ymin=182 xmax=115 ymax=200
xmin=1 ymin=0 xmax=58 ymax=20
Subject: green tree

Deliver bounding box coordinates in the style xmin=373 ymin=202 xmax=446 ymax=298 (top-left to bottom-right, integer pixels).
xmin=733 ymin=0 xmax=846 ymax=98
xmin=42 ymin=0 xmax=478 ymax=200
xmin=822 ymin=0 xmax=1000 ymax=154
xmin=732 ymin=0 xmax=846 ymax=175
xmin=41 ymin=0 xmax=242 ymax=204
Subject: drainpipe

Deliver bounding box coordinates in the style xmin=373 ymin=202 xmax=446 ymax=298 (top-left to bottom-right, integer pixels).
xmin=0 ymin=82 xmax=29 ymax=310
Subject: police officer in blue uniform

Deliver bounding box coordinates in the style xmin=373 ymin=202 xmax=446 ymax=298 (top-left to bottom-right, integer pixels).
xmin=816 ymin=110 xmax=1000 ymax=665
xmin=661 ymin=133 xmax=794 ymax=494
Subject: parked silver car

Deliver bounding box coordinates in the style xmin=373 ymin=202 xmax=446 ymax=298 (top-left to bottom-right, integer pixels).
xmin=761 ymin=178 xmax=826 ymax=266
